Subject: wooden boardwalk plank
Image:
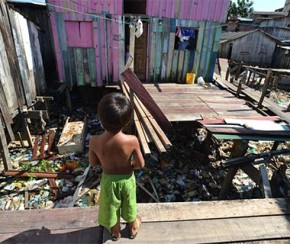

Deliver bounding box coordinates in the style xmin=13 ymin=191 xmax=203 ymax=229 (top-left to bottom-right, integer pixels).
xmin=1 ymin=199 xmax=290 ymax=243
xmin=143 ymin=83 xmax=262 ymax=121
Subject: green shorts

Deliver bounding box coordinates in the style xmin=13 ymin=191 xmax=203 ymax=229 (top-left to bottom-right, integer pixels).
xmin=98 ymin=172 xmax=137 ymax=228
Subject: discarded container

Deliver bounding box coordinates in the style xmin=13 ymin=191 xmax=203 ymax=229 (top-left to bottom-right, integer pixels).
xmin=186 ymin=72 xmax=196 ymax=84
xmin=57 ymin=120 xmax=87 ymax=154
xmin=197 ymin=76 xmax=205 ymax=85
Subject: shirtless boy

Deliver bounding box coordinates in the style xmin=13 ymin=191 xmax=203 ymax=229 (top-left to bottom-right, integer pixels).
xmin=89 ymin=92 xmax=145 ymax=241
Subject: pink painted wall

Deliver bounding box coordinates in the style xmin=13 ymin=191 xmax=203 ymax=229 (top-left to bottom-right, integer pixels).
xmin=48 ymin=0 xmax=123 ymax=15
xmin=66 ymin=21 xmax=93 ymax=47
xmin=146 ymin=0 xmax=230 ymax=23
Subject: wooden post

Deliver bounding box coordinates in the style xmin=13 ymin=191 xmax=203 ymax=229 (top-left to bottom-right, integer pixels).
xmin=219 ymin=140 xmax=249 ymax=200
xmin=225 ymin=67 xmax=230 ymax=81
xmin=258 ymin=69 xmax=272 ymax=109
xmin=129 ymin=24 xmax=135 ymax=71
xmin=235 ymin=61 xmax=243 ymax=80
xmin=274 ymin=73 xmax=281 ymax=89
xmin=246 ymin=71 xmax=252 ymax=86
xmin=236 ymin=79 xmax=242 ymax=98
xmin=0 ymin=117 xmax=12 ymax=170
xmin=65 ymin=87 xmax=72 ymax=112
xmin=20 ymin=114 xmax=33 ymax=147
xmin=271 ymin=141 xmax=280 ymax=151
xmin=259 ymin=164 xmax=273 ymax=198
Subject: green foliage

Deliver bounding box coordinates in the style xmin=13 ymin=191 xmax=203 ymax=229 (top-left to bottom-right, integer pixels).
xmin=228 ymin=0 xmax=254 ymax=18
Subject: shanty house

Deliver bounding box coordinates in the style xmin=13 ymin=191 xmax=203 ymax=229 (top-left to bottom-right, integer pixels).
xmin=219 ymin=29 xmax=282 ymax=67
xmin=47 ymin=0 xmax=229 ymax=86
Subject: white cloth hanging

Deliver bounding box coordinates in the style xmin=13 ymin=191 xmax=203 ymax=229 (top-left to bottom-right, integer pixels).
xmin=135 ymin=19 xmax=143 ymax=38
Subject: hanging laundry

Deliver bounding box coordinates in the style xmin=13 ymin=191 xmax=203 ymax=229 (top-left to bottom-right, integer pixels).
xmin=135 ymin=18 xmax=143 ymax=38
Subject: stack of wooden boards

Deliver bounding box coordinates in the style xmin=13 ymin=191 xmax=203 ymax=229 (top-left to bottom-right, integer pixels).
xmin=120 ymin=69 xmax=172 ymax=155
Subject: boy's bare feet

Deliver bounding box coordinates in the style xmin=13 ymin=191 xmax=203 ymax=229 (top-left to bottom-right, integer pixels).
xmin=129 ymin=215 xmax=142 ymax=239
xmin=110 ymin=222 xmax=121 ymax=241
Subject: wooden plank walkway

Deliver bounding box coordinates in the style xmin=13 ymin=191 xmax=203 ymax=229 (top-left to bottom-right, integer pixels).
xmin=143 ymin=83 xmax=262 ymax=121
xmin=1 ymin=198 xmax=290 ymax=243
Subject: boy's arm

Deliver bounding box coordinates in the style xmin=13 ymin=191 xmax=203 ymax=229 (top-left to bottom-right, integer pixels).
xmin=89 ymin=137 xmax=101 ymax=167
xmin=131 ymin=137 xmax=145 ymax=169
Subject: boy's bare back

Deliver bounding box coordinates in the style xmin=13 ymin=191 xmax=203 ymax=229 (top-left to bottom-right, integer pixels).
xmin=89 ymin=130 xmax=144 ymax=175
xmin=89 ymin=92 xmax=144 ymax=175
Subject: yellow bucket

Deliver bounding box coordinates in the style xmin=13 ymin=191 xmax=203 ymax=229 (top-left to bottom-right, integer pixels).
xmin=186 ymin=72 xmax=196 ymax=84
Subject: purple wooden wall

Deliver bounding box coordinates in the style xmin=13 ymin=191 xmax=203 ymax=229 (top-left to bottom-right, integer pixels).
xmin=48 ymin=0 xmax=229 ymax=87
xmin=49 ymin=0 xmax=123 ymax=15
xmin=146 ymin=0 xmax=229 ymax=23
xmin=48 ymin=0 xmax=123 ymax=86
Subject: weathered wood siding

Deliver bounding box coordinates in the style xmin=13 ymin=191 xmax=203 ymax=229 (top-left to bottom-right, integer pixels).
xmin=148 ymin=19 xmax=222 ymax=83
xmin=260 ymin=17 xmax=290 ymax=28
xmin=0 ymin=2 xmax=35 ymax=116
xmin=261 ymin=26 xmax=290 ymax=41
xmin=48 ymin=0 xmax=228 ymax=85
xmin=0 ymin=2 xmax=45 ymax=120
xmin=230 ymin=31 xmax=278 ymax=66
xmin=218 ymin=41 xmax=232 ymax=59
xmin=272 ymin=46 xmax=290 ymax=69
xmin=146 ymin=0 xmax=229 ymax=22
xmin=48 ymin=0 xmax=123 ymax=86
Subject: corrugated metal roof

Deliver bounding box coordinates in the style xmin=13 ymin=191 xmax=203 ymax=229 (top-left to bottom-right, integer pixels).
xmin=220 ymin=31 xmax=249 ymax=41
xmin=7 ymin=0 xmax=45 ymax=5
xmin=220 ymin=29 xmax=282 ymax=44
xmin=252 ymin=11 xmax=287 ymax=16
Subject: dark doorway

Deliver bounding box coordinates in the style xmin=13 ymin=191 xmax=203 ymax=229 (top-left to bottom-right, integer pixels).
xmin=125 ymin=19 xmax=148 ymax=82
xmin=124 ymin=0 xmax=147 ymax=82
xmin=124 ymin=0 xmax=146 ymax=14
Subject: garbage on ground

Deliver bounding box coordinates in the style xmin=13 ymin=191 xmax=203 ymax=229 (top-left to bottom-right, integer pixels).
xmin=0 ymin=88 xmax=289 ymax=210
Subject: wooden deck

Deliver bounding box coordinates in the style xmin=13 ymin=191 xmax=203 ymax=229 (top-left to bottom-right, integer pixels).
xmin=1 ymin=198 xmax=290 ymax=243
xmin=143 ymin=83 xmax=262 ymax=121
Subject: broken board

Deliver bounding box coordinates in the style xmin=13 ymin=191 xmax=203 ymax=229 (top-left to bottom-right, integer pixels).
xmin=57 ymin=120 xmax=86 ymax=154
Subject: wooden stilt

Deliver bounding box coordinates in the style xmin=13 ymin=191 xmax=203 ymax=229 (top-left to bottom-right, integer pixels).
xmin=258 ymin=69 xmax=272 ymax=109
xmin=259 ymin=164 xmax=272 ymax=198
xmin=0 ymin=117 xmax=12 ymax=170
xmin=218 ymin=140 xmax=249 ymax=200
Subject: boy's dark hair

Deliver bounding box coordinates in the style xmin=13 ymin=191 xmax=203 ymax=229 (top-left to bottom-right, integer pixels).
xmin=98 ymin=92 xmax=133 ymax=132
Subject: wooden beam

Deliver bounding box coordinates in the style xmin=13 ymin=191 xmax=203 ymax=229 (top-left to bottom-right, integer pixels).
xmin=32 ymin=135 xmax=39 ymax=159
xmin=259 ymin=164 xmax=272 ymax=198
xmin=219 ymin=140 xmax=249 ymax=200
xmin=121 ymin=68 xmax=173 ymax=132
xmin=36 ymin=96 xmax=54 ymax=101
xmin=225 ymin=67 xmax=230 ymax=81
xmin=120 ymin=82 xmax=151 ymax=155
xmin=22 ymin=110 xmax=49 ymax=120
xmin=258 ymin=69 xmax=272 ymax=109
xmin=0 ymin=117 xmax=12 ymax=170
xmin=40 ymin=133 xmax=46 ymax=158
xmin=124 ymin=82 xmax=171 ymax=149
xmin=4 ymin=170 xmax=74 ymax=179
xmin=129 ymin=25 xmax=135 ymax=71
xmin=47 ymin=130 xmax=55 ymax=155
xmin=240 ymin=163 xmax=261 ymax=186
xmin=235 ymin=61 xmax=243 ymax=80
xmin=218 ymin=167 xmax=239 ymax=200
xmin=122 ymin=82 xmax=166 ymax=153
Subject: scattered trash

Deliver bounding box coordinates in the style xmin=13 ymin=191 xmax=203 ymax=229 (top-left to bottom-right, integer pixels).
xmin=0 ymin=88 xmax=289 ymax=211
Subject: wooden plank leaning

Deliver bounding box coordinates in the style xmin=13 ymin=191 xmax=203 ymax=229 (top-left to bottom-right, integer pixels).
xmin=120 ymin=82 xmax=151 ymax=155
xmin=123 ymin=82 xmax=172 ymax=149
xmin=122 ymin=82 xmax=166 ymax=153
